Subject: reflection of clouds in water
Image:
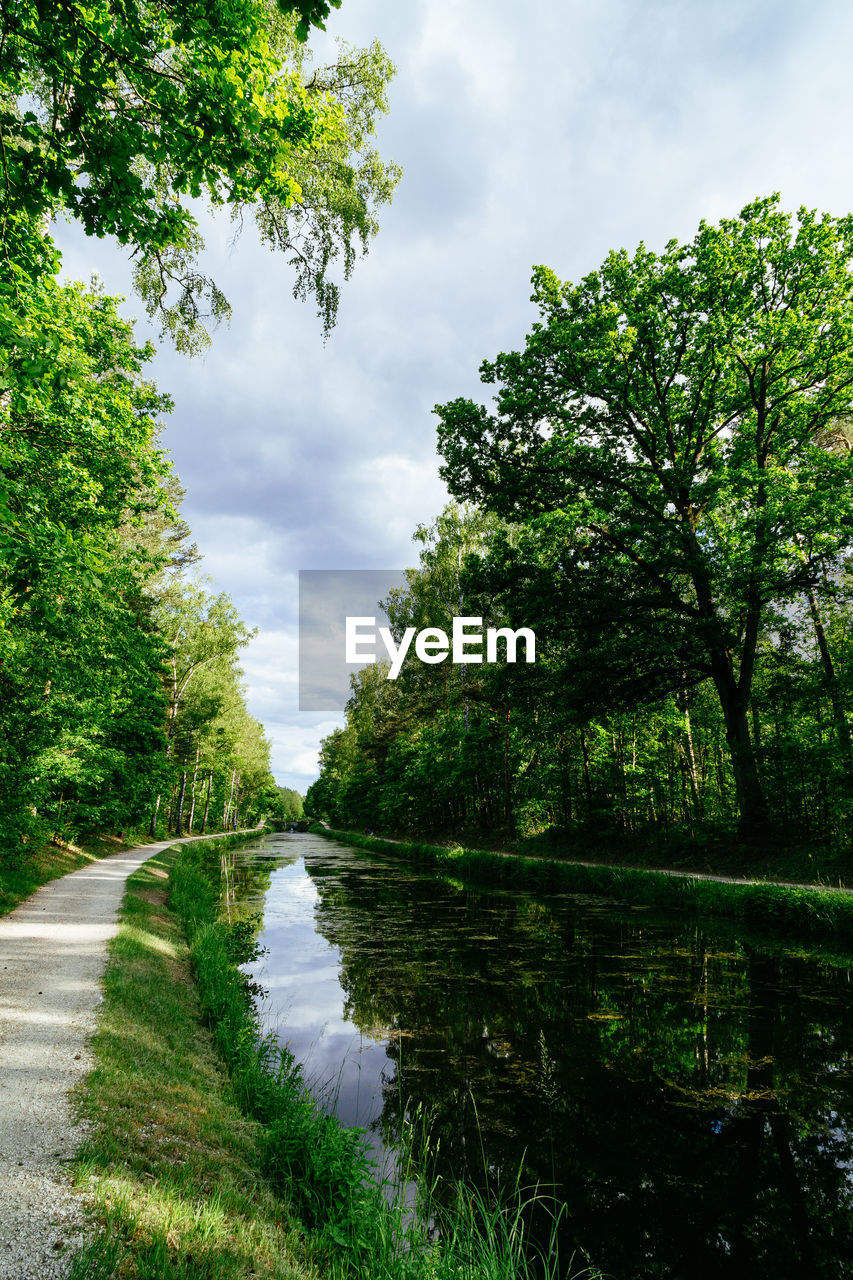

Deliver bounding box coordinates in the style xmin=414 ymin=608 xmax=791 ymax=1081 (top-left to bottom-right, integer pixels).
xmin=240 ymin=833 xmax=853 ymax=1270
xmin=242 ymin=844 xmax=397 ymax=1155
xmin=239 ymin=840 xmax=410 ymax=1191
xmin=246 ymin=849 xmax=392 ymax=1131
xmin=259 ymin=881 xmax=319 ymax=919
xmin=265 ymin=979 xmax=351 ymax=1043
xmin=284 ymin=874 xmax=320 ymax=904
xmin=252 ymin=859 xmax=320 ymax=926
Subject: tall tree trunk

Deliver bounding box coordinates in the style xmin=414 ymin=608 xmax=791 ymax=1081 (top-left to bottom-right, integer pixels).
xmin=167 ymin=781 xmax=178 ymax=834
xmin=806 ymin=585 xmax=853 ymax=784
xmin=149 ymin=793 xmax=160 ymax=839
xmin=187 ymin=740 xmax=200 ymax=834
xmin=684 ymin=515 xmax=770 ymax=838
xmin=175 ymin=770 xmax=188 ymax=836
xmin=223 ymin=768 xmax=236 ymax=829
xmin=503 ymin=708 xmax=512 ymax=823
xmin=201 ymin=771 xmax=213 ymax=834
xmin=711 ymin=658 xmax=769 ymax=839
xmin=676 ymin=686 xmax=702 ymax=817
xmin=458 ymin=546 xmax=470 ymax=734
xmin=579 ymin=728 xmax=593 ymax=816
xmin=152 ymin=672 xmax=180 ymax=839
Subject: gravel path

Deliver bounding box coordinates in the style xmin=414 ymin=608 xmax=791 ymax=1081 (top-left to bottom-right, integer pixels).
xmin=0 ymin=835 xmax=236 ymax=1279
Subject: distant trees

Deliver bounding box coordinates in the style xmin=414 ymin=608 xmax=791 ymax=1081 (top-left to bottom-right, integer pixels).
xmin=147 ymin=582 xmax=270 ymax=838
xmin=306 ymin=505 xmax=530 ymax=834
xmin=265 ymin=786 xmax=305 ymax=828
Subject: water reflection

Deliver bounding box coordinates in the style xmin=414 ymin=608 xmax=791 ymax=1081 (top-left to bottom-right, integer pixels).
xmin=235 ymin=832 xmax=853 ymax=1279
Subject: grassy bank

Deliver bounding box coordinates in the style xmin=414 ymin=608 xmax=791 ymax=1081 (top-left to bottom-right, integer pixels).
xmin=336 ymin=818 xmax=853 ymax=887
xmin=69 ymin=833 xmax=318 ymax=1280
xmin=311 ymin=826 xmax=853 ymax=949
xmin=0 ymin=825 xmax=262 ymax=920
xmin=0 ymin=828 xmax=156 ymax=920
xmin=509 ymin=823 xmax=853 ymax=887
xmin=71 ymin=833 xmax=593 ymax=1279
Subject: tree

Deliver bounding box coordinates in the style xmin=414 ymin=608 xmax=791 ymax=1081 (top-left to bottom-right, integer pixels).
xmin=1 ymin=0 xmax=400 ymax=345
xmin=147 ymin=581 xmax=254 ymax=835
xmin=263 ymin=784 xmax=304 ymax=827
xmin=0 ymin=268 xmax=173 ymax=850
xmin=436 ymin=197 xmax=853 ymax=838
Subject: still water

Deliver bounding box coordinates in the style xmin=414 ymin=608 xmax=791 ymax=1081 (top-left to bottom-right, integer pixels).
xmin=234 ymin=831 xmax=853 ymax=1279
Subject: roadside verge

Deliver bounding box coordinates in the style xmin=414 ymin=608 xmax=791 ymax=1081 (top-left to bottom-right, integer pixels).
xmin=0 ymin=829 xmax=260 ymax=1280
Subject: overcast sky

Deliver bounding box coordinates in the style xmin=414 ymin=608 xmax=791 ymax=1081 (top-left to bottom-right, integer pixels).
xmin=54 ymin=0 xmax=853 ymax=790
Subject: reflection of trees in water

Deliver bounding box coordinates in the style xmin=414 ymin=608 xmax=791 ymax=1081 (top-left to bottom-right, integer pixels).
xmin=720 ymin=949 xmax=853 ymax=1278
xmin=227 ymin=837 xmax=296 ymax=941
xmin=303 ymin=853 xmax=853 ymax=1280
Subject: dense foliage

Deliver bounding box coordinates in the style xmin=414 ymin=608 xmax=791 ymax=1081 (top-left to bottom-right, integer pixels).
xmin=0 ymin=246 xmax=280 ymax=854
xmin=0 ymin=0 xmax=400 ymax=346
xmin=308 ymin=200 xmax=853 ymax=854
xmin=267 ymin=785 xmax=305 ymax=827
xmin=0 ymin=0 xmax=404 ymax=856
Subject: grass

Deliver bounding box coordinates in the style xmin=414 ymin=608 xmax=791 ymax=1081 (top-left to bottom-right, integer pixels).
xmin=311 ymin=825 xmax=853 ymax=950
xmin=70 ymin=835 xmax=318 ymax=1280
xmin=0 ymin=828 xmax=157 ymax=919
xmin=354 ymin=817 xmax=853 ymax=887
xmin=510 ymin=823 xmax=853 ymax=887
xmin=70 ymin=833 xmax=598 ymax=1279
xmin=0 ymin=823 xmax=263 ymax=921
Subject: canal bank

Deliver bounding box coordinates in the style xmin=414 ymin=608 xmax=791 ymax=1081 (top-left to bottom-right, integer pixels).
xmin=67 ymin=834 xmax=320 ymax=1280
xmin=69 ymin=834 xmax=586 ymax=1280
xmin=69 ymin=828 xmax=853 ymax=1278
xmin=310 ymin=824 xmax=853 ymax=950
xmin=0 ymin=828 xmax=261 ymax=1280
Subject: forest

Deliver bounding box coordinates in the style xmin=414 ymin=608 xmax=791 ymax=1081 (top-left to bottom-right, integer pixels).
xmin=4 ymin=7 xmax=853 ymax=1280
xmin=0 ymin=0 xmax=398 ymax=861
xmin=8 ymin=5 xmax=850 ymax=873
xmin=307 ymin=198 xmax=853 ymax=865
xmin=0 ymin=253 xmax=278 ymax=854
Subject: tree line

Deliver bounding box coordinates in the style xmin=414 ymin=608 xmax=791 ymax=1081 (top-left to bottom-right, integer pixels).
xmin=307 ymin=198 xmax=853 ymax=853
xmin=1 ymin=0 xmax=398 ymax=859
xmin=0 ymin=251 xmax=277 ymax=852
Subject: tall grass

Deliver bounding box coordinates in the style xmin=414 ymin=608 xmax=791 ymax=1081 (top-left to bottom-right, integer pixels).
xmin=170 ymin=844 xmax=597 ymax=1279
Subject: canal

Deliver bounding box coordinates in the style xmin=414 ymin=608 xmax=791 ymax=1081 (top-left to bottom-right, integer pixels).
xmin=233 ymin=830 xmax=853 ymax=1279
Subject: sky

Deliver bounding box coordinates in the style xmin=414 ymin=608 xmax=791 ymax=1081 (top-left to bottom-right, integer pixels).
xmin=53 ymin=0 xmax=853 ymax=791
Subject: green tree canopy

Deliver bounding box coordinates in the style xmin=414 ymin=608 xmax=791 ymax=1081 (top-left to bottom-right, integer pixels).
xmin=436 ymin=197 xmax=853 ymax=837
xmin=0 ymin=266 xmax=173 ymax=848
xmin=1 ymin=0 xmax=400 ymax=344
